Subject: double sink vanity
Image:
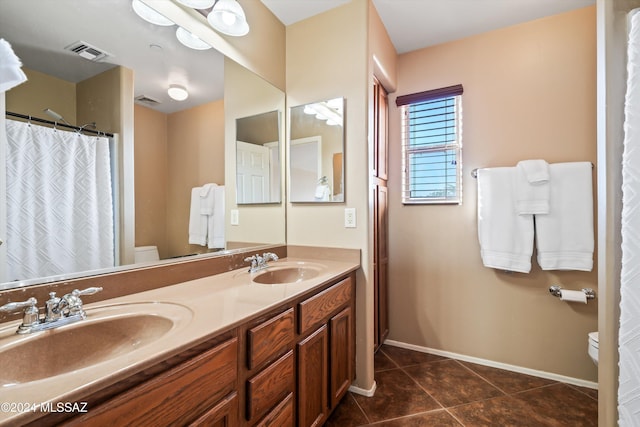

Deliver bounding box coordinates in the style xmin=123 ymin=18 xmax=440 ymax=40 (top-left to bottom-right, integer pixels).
xmin=0 ymin=247 xmax=360 ymax=426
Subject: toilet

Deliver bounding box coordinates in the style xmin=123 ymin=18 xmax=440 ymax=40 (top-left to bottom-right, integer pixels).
xmin=588 ymin=332 xmax=599 ymax=365
xmin=134 ymin=246 xmax=160 ymax=264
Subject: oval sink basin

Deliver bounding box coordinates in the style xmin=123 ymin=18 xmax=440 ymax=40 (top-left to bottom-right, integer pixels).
xmin=253 ymin=267 xmax=320 ymax=284
xmin=0 ymin=302 xmax=192 ymax=386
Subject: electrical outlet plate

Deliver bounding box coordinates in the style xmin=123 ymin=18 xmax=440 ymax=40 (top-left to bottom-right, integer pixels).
xmin=230 ymin=209 xmax=239 ymax=226
xmin=344 ymin=208 xmax=356 ymax=228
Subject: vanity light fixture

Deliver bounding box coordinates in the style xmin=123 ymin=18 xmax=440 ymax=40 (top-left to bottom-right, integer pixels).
xmin=303 ymin=99 xmax=343 ymax=127
xmin=168 ymin=84 xmax=189 ymax=101
xmin=175 ymin=0 xmax=216 ymax=8
xmin=207 ymin=0 xmax=250 ymax=37
xmin=131 ymin=0 xmax=175 ymax=26
xmin=176 ymin=27 xmax=212 ymax=50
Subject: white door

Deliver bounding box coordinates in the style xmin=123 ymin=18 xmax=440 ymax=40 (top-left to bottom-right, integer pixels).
xmin=236 ymin=141 xmax=271 ymax=204
xmin=290 ymin=136 xmax=322 ymax=202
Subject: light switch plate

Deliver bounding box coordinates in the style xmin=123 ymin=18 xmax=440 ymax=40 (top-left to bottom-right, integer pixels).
xmin=344 ymin=208 xmax=356 ymax=228
xmin=230 ymin=209 xmax=239 ymax=226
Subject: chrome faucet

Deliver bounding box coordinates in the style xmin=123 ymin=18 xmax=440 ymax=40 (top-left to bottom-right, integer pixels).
xmin=0 ymin=286 xmax=103 ymax=334
xmin=244 ymin=252 xmax=279 ymax=273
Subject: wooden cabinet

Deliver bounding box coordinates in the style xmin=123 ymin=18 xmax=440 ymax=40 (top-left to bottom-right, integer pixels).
xmin=373 ymin=77 xmax=389 ymax=351
xmin=191 ymin=392 xmax=239 ymax=427
xmin=297 ymin=276 xmax=355 ymax=427
xmin=64 ymin=337 xmax=238 ymax=426
xmin=51 ymin=272 xmax=355 ymax=427
xmin=298 ymin=325 xmax=329 ymax=427
xmin=329 ymin=307 xmax=353 ymax=408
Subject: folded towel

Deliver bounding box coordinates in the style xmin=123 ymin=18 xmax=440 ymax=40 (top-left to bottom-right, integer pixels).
xmin=535 ymin=162 xmax=594 ymax=271
xmin=200 ymin=183 xmax=217 ymax=215
xmin=0 ymin=39 xmax=27 ymax=92
xmin=207 ymin=185 xmax=225 ymax=249
xmin=477 ymin=167 xmax=534 ymax=273
xmin=515 ymin=160 xmax=550 ymax=215
xmin=188 ymin=187 xmax=207 ymax=246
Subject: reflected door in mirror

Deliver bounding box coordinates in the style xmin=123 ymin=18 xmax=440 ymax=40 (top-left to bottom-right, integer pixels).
xmin=237 ymin=141 xmax=271 ymax=203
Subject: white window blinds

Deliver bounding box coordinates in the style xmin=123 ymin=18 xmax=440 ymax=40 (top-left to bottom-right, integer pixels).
xmin=397 ymin=84 xmax=463 ymax=204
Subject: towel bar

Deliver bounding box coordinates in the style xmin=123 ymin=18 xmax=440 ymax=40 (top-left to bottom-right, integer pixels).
xmin=549 ymin=285 xmax=596 ymax=300
xmin=471 ymin=162 xmax=594 ymax=178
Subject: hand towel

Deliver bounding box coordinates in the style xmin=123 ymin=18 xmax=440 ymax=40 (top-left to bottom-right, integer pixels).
xmin=477 ymin=167 xmax=534 ymax=273
xmin=515 ymin=160 xmax=550 ymax=215
xmin=0 ymin=39 xmax=27 ymax=92
xmin=207 ymin=185 xmax=225 ymax=249
xmin=188 ymin=187 xmax=207 ymax=246
xmin=535 ymin=162 xmax=594 ymax=271
xmin=200 ymin=183 xmax=217 ymax=215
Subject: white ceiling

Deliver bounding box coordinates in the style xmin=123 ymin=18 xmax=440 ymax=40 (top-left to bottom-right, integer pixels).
xmin=261 ymin=0 xmax=596 ymax=54
xmin=0 ymin=0 xmax=224 ymax=114
xmin=0 ymin=0 xmax=595 ymax=117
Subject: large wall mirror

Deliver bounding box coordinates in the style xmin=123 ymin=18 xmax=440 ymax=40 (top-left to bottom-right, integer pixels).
xmin=289 ymin=98 xmax=345 ymax=203
xmin=0 ymin=0 xmax=285 ymax=290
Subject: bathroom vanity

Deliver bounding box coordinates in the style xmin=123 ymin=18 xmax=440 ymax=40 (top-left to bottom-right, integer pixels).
xmin=0 ymin=254 xmax=358 ymax=427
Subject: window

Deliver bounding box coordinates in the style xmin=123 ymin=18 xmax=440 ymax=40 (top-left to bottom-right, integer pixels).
xmin=397 ymin=84 xmax=463 ymax=204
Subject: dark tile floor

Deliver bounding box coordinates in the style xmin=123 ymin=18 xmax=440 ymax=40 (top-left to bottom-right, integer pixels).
xmin=326 ymin=344 xmax=598 ymax=426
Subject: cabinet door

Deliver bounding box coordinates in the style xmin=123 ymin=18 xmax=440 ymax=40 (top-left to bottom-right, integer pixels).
xmin=297 ymin=325 xmax=328 ymax=427
xmin=329 ymin=306 xmax=353 ymax=408
xmin=190 ymin=392 xmax=238 ymax=427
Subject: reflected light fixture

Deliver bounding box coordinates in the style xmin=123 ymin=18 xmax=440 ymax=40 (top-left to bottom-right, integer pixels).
xmin=176 ymin=27 xmax=212 ymax=50
xmin=175 ymin=0 xmax=216 ymax=8
xmin=131 ymin=0 xmax=174 ymax=26
xmin=168 ymin=84 xmax=189 ymax=101
xmin=207 ymin=0 xmax=250 ymax=37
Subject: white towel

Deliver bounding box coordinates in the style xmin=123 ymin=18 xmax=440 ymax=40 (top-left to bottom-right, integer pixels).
xmin=207 ymin=185 xmax=225 ymax=249
xmin=200 ymin=183 xmax=217 ymax=215
xmin=515 ymin=160 xmax=550 ymax=215
xmin=0 ymin=39 xmax=27 ymax=92
xmin=188 ymin=187 xmax=207 ymax=246
xmin=477 ymin=167 xmax=534 ymax=273
xmin=535 ymin=162 xmax=594 ymax=271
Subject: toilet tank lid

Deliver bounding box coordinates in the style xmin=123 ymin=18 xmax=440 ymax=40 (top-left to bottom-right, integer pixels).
xmin=588 ymin=332 xmax=598 ymax=343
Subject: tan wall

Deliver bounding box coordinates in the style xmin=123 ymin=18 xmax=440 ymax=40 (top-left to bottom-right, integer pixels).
xmin=134 ymin=100 xmax=224 ymax=259
xmin=166 ymin=100 xmax=225 ymax=258
xmin=134 ymin=104 xmax=169 ymax=258
xmin=225 ymin=58 xmax=286 ymax=246
xmin=388 ymin=6 xmax=598 ymax=382
xmin=5 ymin=68 xmax=76 ymax=123
xmin=287 ymin=0 xmax=373 ymax=390
xmin=77 ymin=67 xmax=123 ymax=134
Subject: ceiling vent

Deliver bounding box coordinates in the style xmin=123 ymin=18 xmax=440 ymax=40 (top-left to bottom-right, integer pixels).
xmin=135 ymin=95 xmax=161 ymax=105
xmin=64 ymin=41 xmax=108 ymax=61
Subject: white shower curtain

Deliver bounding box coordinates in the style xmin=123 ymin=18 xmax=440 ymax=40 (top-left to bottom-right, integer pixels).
xmin=5 ymin=120 xmax=114 ymax=281
xmin=619 ymin=10 xmax=640 ymax=426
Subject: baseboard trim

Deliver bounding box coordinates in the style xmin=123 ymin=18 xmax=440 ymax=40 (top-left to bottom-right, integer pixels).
xmin=349 ymin=380 xmax=377 ymax=397
xmin=384 ymin=339 xmax=598 ymax=390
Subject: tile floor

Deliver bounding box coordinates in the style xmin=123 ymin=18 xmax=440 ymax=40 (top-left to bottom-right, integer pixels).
xmin=326 ymin=345 xmax=598 ymax=426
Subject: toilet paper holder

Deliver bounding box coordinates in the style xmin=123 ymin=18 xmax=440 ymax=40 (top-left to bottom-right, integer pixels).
xmin=549 ymin=285 xmax=596 ymax=300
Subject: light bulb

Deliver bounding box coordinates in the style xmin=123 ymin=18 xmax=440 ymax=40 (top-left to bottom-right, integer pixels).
xmin=221 ymin=11 xmax=236 ymax=26
xmin=168 ymin=84 xmax=189 ymax=101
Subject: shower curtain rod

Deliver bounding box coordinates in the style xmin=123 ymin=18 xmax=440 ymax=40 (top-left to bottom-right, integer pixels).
xmin=5 ymin=111 xmax=114 ymax=137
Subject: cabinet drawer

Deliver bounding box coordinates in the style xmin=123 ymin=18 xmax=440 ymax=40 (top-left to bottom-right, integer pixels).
xmin=246 ymin=350 xmax=294 ymax=422
xmin=299 ymin=277 xmax=352 ymax=334
xmin=247 ymin=308 xmax=294 ymax=370
xmin=66 ymin=338 xmax=238 ymax=426
xmin=190 ymin=392 xmax=238 ymax=427
xmin=256 ymin=393 xmax=294 ymax=427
